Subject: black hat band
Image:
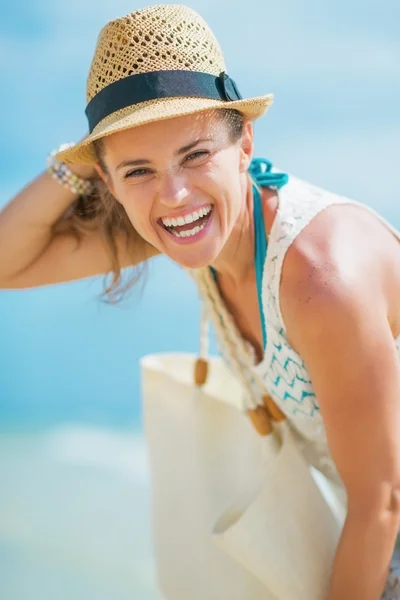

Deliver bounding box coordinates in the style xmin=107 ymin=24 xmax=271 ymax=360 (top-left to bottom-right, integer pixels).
xmin=85 ymin=70 xmax=242 ymax=133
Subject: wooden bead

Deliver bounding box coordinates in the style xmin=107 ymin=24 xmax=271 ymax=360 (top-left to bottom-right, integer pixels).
xmin=263 ymin=394 xmax=286 ymax=422
xmin=248 ymin=406 xmax=273 ymax=436
xmin=194 ymin=358 xmax=209 ymax=386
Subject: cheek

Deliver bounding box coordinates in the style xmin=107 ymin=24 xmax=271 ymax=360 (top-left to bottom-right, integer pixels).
xmin=203 ymin=155 xmax=242 ymax=201
xmin=116 ymin=189 xmax=156 ymax=237
xmin=125 ymin=205 xmax=153 ymax=235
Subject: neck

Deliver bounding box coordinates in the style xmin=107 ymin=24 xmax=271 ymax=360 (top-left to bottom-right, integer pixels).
xmin=210 ymin=174 xmax=256 ymax=283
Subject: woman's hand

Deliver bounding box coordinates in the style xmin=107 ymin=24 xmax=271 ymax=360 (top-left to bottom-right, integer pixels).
xmin=69 ymin=162 xmax=97 ymax=181
xmin=67 ymin=136 xmax=97 ymax=180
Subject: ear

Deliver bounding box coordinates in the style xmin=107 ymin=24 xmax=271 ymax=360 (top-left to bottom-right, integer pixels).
xmin=238 ymin=120 xmax=254 ymax=173
xmin=94 ymin=163 xmax=117 ymax=198
xmin=94 ymin=163 xmax=108 ymax=184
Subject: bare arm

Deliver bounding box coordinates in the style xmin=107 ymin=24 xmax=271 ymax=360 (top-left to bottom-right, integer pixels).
xmin=0 ymin=164 xmax=158 ymax=289
xmin=281 ymin=215 xmax=400 ymax=600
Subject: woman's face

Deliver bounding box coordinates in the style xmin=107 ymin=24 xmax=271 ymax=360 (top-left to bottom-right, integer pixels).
xmin=96 ymin=110 xmax=254 ymax=268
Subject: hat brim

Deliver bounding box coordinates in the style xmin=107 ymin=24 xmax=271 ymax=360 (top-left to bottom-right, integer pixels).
xmin=56 ymin=94 xmax=274 ymax=165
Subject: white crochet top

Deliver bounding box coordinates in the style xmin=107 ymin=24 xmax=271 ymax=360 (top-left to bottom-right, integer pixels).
xmin=195 ymin=174 xmax=400 ymax=486
xmin=254 ymin=175 xmax=400 ymax=484
xmin=192 ymin=173 xmax=400 ymax=597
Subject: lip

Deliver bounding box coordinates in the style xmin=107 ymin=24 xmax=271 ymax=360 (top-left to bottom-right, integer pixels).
xmin=157 ymin=203 xmax=212 ymax=223
xmin=160 ymin=207 xmax=214 ymax=245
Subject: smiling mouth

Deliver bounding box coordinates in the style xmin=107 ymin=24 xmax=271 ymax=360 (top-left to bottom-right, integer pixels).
xmin=160 ymin=205 xmax=213 ymax=238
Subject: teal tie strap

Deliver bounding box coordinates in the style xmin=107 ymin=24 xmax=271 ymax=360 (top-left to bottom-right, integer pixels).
xmin=250 ymin=158 xmax=289 ymax=351
xmin=253 ymin=184 xmax=267 ymax=351
xmin=210 ymin=158 xmax=289 ymax=354
xmin=248 ymin=157 xmax=289 ymax=190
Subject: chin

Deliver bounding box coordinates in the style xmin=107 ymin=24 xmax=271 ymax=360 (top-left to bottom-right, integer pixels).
xmin=173 ymin=256 xmax=210 ymax=270
xmin=170 ymin=248 xmax=219 ymax=270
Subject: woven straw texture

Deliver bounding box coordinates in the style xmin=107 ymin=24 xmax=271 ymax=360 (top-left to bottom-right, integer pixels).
xmin=57 ymin=4 xmax=274 ymax=165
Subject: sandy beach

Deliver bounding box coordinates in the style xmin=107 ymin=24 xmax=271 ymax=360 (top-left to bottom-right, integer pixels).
xmin=0 ymin=425 xmax=163 ymax=600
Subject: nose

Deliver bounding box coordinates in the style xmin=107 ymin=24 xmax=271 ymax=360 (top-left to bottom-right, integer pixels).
xmin=158 ymin=170 xmax=190 ymax=209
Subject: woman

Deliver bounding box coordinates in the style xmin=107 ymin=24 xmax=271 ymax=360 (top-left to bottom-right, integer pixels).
xmin=1 ymin=4 xmax=400 ymax=599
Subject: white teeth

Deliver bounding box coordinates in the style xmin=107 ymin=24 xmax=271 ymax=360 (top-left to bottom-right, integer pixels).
xmin=171 ymin=221 xmax=206 ymax=238
xmin=161 ymin=204 xmax=212 ymax=228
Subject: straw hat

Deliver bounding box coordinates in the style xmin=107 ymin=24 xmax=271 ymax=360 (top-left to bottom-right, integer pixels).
xmin=57 ymin=4 xmax=274 ymax=165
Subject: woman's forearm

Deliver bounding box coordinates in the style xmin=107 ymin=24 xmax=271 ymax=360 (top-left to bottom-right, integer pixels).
xmin=0 ymin=163 xmax=93 ymax=283
xmin=326 ymin=507 xmax=400 ymax=600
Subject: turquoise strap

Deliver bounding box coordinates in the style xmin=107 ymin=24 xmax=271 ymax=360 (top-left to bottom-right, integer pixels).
xmin=248 ymin=157 xmax=289 ymax=191
xmin=210 ymin=157 xmax=289 ymax=352
xmin=250 ymin=158 xmax=289 ymax=350
xmin=253 ymin=183 xmax=268 ymax=350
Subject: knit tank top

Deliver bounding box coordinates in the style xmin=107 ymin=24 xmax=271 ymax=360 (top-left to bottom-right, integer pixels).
xmin=254 ymin=170 xmax=400 ymax=485
xmin=195 ymin=160 xmax=400 ymax=488
xmin=192 ymin=160 xmax=400 ymax=596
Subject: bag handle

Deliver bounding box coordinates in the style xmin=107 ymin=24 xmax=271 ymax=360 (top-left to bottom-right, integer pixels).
xmin=194 ymin=302 xmax=209 ymax=387
xmin=193 ymin=270 xmax=285 ymax=437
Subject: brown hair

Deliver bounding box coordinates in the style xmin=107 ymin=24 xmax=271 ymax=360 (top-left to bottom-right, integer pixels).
xmin=52 ymin=108 xmax=245 ymax=303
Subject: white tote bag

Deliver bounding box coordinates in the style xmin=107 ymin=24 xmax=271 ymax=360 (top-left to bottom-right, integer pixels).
xmin=141 ymin=351 xmax=345 ymax=600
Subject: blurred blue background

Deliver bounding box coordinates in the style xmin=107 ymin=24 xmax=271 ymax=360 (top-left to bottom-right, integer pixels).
xmin=0 ymin=0 xmax=399 ymax=598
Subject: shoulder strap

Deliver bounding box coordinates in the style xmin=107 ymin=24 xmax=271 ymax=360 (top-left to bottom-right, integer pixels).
xmin=253 ymin=185 xmax=268 ymax=349
xmin=248 ymin=157 xmax=289 ymax=190
xmin=210 ymin=157 xmax=289 ymax=348
xmin=250 ymin=158 xmax=289 ymax=350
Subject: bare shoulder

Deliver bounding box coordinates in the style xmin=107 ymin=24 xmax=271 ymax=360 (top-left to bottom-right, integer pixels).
xmin=278 ymin=201 xmax=400 ymax=345
xmin=5 ymin=229 xmax=160 ymax=289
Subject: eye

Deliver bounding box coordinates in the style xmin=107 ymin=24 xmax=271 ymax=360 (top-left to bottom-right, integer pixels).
xmin=184 ymin=150 xmax=209 ymax=163
xmin=124 ymin=168 xmax=152 ymax=179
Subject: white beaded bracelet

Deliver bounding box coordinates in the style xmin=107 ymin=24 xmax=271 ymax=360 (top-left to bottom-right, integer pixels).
xmin=47 ymin=142 xmax=94 ymax=196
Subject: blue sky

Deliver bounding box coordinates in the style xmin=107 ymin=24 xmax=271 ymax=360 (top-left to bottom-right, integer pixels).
xmin=0 ymin=0 xmax=399 ymax=429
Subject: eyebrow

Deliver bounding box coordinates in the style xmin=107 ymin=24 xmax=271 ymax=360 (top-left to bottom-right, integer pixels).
xmin=116 ymin=138 xmax=214 ymax=171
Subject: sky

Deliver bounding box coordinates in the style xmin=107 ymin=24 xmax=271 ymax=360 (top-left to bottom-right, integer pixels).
xmin=0 ymin=0 xmax=399 ymax=429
